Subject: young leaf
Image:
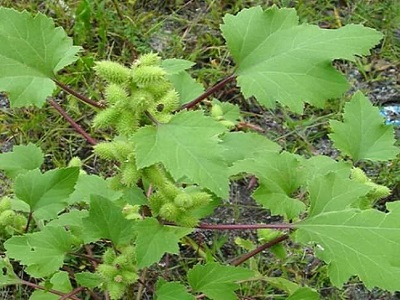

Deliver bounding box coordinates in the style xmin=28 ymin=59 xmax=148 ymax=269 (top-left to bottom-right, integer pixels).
xmin=134 ymin=218 xmax=192 ymax=268
xmin=0 ymin=143 xmax=43 ymax=179
xmin=82 ymin=195 xmax=136 ymax=247
xmin=30 ymin=271 xmax=72 ymax=300
xmin=231 ymin=152 xmax=305 ymax=219
xmin=329 ymin=91 xmax=399 ymax=161
xmin=4 ymin=226 xmax=74 ymax=277
xmin=307 ymin=172 xmax=371 ymax=217
xmin=133 ymin=111 xmax=229 ymax=198
xmin=188 ymin=262 xmax=254 ymax=300
xmin=0 ymin=8 xmax=80 ymax=107
xmin=14 ymin=167 xmax=79 ymax=220
xmin=295 ymin=201 xmax=400 ymax=291
xmin=211 ymin=99 xmax=241 ymax=124
xmin=221 ymin=6 xmax=383 ymax=112
xmin=155 ymin=280 xmax=195 ymax=300
xmin=167 ymin=71 xmax=204 ymax=106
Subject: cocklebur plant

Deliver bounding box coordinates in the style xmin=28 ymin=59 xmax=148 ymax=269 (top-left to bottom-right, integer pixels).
xmin=0 ymin=4 xmax=399 ymax=300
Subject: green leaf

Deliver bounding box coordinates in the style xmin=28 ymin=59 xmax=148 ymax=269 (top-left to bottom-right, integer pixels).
xmin=231 ymin=152 xmax=305 ymax=219
xmin=221 ymin=6 xmax=382 ymax=112
xmin=14 ymin=167 xmax=79 ymax=220
xmin=47 ymin=210 xmax=88 ymax=239
xmin=211 ymin=99 xmax=241 ymax=124
xmin=329 ymin=91 xmax=399 ymax=161
xmin=0 ymin=8 xmax=80 ymax=107
xmin=167 ymin=71 xmax=204 ymax=106
xmin=263 ymin=277 xmax=318 ymax=299
xmin=68 ymin=173 xmax=122 ymax=204
xmin=135 ymin=218 xmax=192 ymax=268
xmin=155 ymin=280 xmax=195 ymax=300
xmin=4 ymin=226 xmax=74 ymax=277
xmin=295 ymin=201 xmax=400 ymax=291
xmin=133 ymin=111 xmax=229 ymax=198
xmin=82 ymin=195 xmax=135 ymax=247
xmin=307 ymin=172 xmax=371 ymax=217
xmin=75 ymin=272 xmax=102 ymax=289
xmin=221 ymin=132 xmax=281 ymax=165
xmin=30 ymin=271 xmax=72 ymax=300
xmin=0 ymin=143 xmax=43 ymax=179
xmin=162 ymin=59 xmax=195 ymax=74
xmin=287 ymin=287 xmax=319 ymax=300
xmin=303 ymin=155 xmax=351 ymax=182
xmin=188 ymin=263 xmax=254 ymax=300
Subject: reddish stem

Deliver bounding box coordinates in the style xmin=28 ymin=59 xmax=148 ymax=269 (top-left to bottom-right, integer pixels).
xmin=54 ymin=80 xmax=104 ymax=109
xmin=196 ymin=223 xmax=292 ymax=230
xmin=179 ymin=74 xmax=236 ymax=110
xmin=49 ymin=99 xmax=97 ymax=145
xmin=59 ymin=287 xmax=86 ymax=300
xmin=20 ymin=279 xmax=81 ymax=300
xmin=231 ymin=234 xmax=289 ymax=266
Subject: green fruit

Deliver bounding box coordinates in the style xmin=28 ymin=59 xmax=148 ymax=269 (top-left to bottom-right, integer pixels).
xmin=174 ymin=193 xmax=193 ymax=208
xmin=0 ymin=210 xmax=16 ymax=226
xmin=0 ymin=197 xmax=12 ymax=212
xmin=159 ymin=203 xmax=179 ymax=220
xmin=350 ymin=167 xmax=369 ymax=183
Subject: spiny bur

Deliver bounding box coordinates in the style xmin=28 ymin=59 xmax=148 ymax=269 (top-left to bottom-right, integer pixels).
xmin=94 ymin=61 xmax=131 ymax=85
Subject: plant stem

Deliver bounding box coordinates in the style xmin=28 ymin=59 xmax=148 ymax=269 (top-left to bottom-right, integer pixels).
xmin=24 ymin=211 xmax=33 ymax=233
xmin=49 ymin=99 xmax=97 ymax=145
xmin=144 ymin=110 xmax=160 ymax=126
xmin=196 ymin=223 xmax=293 ymax=230
xmin=20 ymin=279 xmax=81 ymax=300
xmin=179 ymin=74 xmax=236 ymax=110
xmin=231 ymin=234 xmax=289 ymax=266
xmin=59 ymin=287 xmax=86 ymax=300
xmin=54 ymin=79 xmax=104 ymax=109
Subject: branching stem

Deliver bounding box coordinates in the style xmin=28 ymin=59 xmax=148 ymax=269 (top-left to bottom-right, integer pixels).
xmin=49 ymin=99 xmax=97 ymax=145
xmin=231 ymin=234 xmax=289 ymax=266
xmin=179 ymin=73 xmax=236 ymax=110
xmin=196 ymin=223 xmax=293 ymax=230
xmin=54 ymin=80 xmax=104 ymax=109
xmin=20 ymin=279 xmax=81 ymax=300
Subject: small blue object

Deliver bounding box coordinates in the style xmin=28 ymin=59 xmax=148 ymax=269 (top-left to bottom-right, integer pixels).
xmin=380 ymin=105 xmax=400 ymax=126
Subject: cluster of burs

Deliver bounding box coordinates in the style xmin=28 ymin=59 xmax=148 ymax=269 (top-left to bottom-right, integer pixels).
xmin=0 ymin=196 xmax=26 ymax=237
xmin=93 ymin=53 xmax=211 ymax=227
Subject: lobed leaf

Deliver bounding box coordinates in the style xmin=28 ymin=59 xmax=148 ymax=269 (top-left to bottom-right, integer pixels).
xmin=0 ymin=8 xmax=80 ymax=107
xmin=133 ymin=111 xmax=229 ymax=198
xmin=295 ymin=201 xmax=400 ymax=291
xmin=329 ymin=91 xmax=399 ymax=161
xmin=230 ymin=151 xmax=305 ymax=219
xmin=82 ymin=195 xmax=136 ymax=247
xmin=135 ymin=218 xmax=192 ymax=268
xmin=4 ymin=226 xmax=74 ymax=277
xmin=0 ymin=143 xmax=43 ymax=179
xmin=155 ymin=280 xmax=195 ymax=300
xmin=14 ymin=167 xmax=79 ymax=220
xmin=188 ymin=263 xmax=254 ymax=300
xmin=221 ymin=6 xmax=383 ymax=112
